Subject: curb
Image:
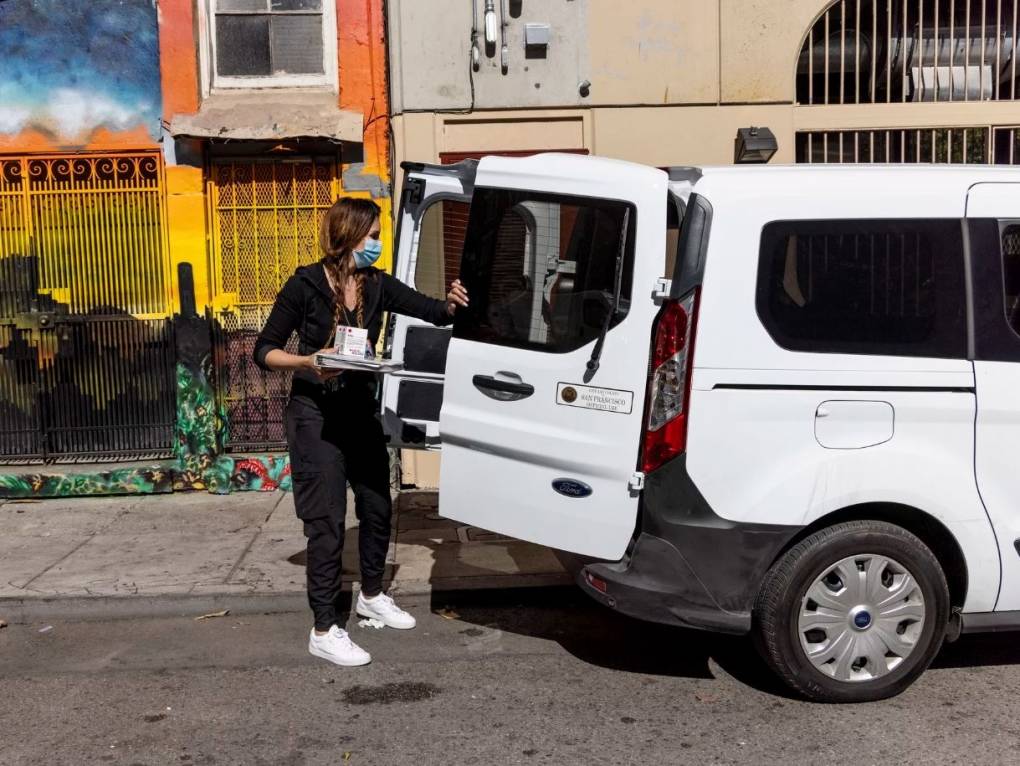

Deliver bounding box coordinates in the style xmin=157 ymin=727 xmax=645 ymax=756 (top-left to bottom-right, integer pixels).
xmin=0 ymin=573 xmax=574 ymax=624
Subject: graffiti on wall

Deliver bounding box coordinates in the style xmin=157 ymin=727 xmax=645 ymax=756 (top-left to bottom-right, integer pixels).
xmin=0 ymin=0 xmax=161 ymax=149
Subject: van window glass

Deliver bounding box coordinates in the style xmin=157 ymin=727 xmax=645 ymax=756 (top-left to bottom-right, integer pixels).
xmin=413 ymin=199 xmax=471 ymax=300
xmin=1001 ymin=224 xmax=1020 ymax=337
xmin=758 ymin=219 xmax=967 ymax=358
xmin=455 ymin=188 xmax=635 ymax=353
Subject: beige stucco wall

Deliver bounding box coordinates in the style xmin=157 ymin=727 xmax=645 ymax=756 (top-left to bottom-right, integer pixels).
xmin=391 ymin=0 xmax=1020 ymax=485
xmin=587 ymin=2 xmax=721 ymax=105
xmin=718 ymin=0 xmax=830 ymax=103
xmin=388 ymin=1 xmax=838 ymax=111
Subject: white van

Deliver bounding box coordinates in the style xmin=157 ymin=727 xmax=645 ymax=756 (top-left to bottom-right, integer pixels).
xmin=382 ymin=153 xmax=1020 ymax=702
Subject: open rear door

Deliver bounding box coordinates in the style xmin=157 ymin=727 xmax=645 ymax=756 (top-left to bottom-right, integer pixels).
xmin=439 ymin=154 xmax=668 ymax=560
xmin=381 ymin=161 xmax=474 ymax=447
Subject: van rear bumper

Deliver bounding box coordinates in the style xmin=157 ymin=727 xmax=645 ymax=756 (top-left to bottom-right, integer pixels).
xmin=577 ymin=456 xmax=801 ymax=635
xmin=579 ymin=532 xmax=754 ymax=633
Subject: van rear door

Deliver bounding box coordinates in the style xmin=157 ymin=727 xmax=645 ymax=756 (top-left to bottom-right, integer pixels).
xmin=381 ymin=161 xmax=474 ymax=448
xmin=437 ymin=154 xmax=668 ymax=560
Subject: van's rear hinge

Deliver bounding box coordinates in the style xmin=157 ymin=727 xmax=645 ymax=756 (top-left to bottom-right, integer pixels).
xmin=652 ymin=278 xmax=672 ymax=302
xmin=628 ymin=471 xmax=646 ymax=492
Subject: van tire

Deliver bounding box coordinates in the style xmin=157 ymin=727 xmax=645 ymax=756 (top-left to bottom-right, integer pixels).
xmin=753 ymin=520 xmax=950 ymax=703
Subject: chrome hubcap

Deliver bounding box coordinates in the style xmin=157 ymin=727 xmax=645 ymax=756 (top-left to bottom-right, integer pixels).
xmin=798 ymin=554 xmax=925 ymax=683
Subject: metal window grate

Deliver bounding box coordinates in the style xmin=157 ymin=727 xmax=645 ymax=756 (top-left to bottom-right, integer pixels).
xmin=0 ymin=153 xmax=175 ymax=463
xmin=797 ymin=0 xmax=1020 ymax=104
xmin=209 ymin=157 xmax=339 ymax=452
xmin=215 ymin=0 xmax=325 ymax=77
xmin=796 ymin=126 xmax=992 ymax=161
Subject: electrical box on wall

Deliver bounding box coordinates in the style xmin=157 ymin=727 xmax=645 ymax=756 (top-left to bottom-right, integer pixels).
xmin=524 ymin=23 xmax=550 ymax=47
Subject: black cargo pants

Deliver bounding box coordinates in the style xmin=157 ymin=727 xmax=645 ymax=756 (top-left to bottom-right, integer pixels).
xmin=285 ymin=391 xmax=392 ymax=631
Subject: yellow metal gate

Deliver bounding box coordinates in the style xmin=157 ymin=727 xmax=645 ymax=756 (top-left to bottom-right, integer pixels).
xmin=209 ymin=156 xmax=341 ymax=450
xmin=0 ymin=152 xmax=176 ymax=462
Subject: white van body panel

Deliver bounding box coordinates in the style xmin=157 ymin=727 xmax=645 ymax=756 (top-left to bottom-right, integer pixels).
xmin=681 ymin=166 xmax=1011 ymax=614
xmin=966 ymin=182 xmax=1020 ymax=611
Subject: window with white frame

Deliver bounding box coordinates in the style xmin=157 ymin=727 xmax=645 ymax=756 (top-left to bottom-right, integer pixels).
xmin=208 ymin=0 xmax=336 ymax=88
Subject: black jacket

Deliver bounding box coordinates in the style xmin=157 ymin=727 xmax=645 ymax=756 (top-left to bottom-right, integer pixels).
xmin=253 ymin=261 xmax=452 ymax=398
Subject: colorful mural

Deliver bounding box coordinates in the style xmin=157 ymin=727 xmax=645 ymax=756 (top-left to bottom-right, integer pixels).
xmin=0 ymin=465 xmax=173 ymax=498
xmin=0 ymin=0 xmax=161 ymax=150
xmin=0 ymin=0 xmax=392 ymax=498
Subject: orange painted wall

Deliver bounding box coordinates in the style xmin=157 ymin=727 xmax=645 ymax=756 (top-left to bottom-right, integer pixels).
xmin=158 ymin=0 xmax=201 ymax=119
xmin=158 ymin=0 xmax=390 ymax=172
xmin=0 ymin=126 xmax=157 ymax=153
xmin=337 ymin=0 xmax=390 ymax=181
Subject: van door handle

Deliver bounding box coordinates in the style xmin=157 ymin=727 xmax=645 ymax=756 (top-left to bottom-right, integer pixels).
xmin=472 ymin=374 xmax=534 ymax=401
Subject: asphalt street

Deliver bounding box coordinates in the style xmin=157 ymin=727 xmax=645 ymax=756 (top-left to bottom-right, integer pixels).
xmin=2 ymin=587 xmax=1018 ymax=765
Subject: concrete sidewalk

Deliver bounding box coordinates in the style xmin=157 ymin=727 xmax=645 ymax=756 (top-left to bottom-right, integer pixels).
xmin=0 ymin=490 xmax=569 ymax=624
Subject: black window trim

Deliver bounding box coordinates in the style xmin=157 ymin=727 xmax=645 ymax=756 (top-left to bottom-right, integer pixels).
xmin=671 ymin=192 xmax=713 ymax=297
xmin=968 ymin=217 xmax=1020 ymax=363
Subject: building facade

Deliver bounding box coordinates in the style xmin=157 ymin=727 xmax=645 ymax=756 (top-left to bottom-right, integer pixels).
xmin=5 ymin=0 xmax=1020 ymax=495
xmin=388 ymin=0 xmax=1020 ymax=486
xmin=0 ymin=0 xmax=390 ymax=497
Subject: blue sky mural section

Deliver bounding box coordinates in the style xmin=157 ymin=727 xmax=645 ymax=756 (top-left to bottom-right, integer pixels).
xmin=0 ymin=0 xmax=161 ymax=143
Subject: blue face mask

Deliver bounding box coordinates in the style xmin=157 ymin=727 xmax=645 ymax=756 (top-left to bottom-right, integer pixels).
xmin=353 ymin=237 xmax=383 ymax=269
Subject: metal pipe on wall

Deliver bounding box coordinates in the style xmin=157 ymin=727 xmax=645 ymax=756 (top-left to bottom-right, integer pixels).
xmin=500 ymin=0 xmax=509 ymax=73
xmin=484 ymin=0 xmax=497 ymax=46
xmin=471 ymin=0 xmax=481 ymax=70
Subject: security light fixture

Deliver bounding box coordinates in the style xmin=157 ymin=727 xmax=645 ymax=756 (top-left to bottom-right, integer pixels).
xmin=734 ymin=127 xmax=778 ymax=164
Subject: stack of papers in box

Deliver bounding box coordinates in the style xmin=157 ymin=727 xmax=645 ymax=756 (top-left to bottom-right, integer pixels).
xmin=313 ymin=352 xmax=404 ymax=374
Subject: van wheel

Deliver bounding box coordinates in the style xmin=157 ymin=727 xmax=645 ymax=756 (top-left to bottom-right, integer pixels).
xmin=753 ymin=520 xmax=949 ymax=703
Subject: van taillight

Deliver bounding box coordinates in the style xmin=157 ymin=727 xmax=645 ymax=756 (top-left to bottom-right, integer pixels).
xmin=641 ymin=292 xmax=698 ymax=474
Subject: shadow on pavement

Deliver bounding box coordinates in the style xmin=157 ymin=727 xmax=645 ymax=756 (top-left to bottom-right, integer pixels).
xmin=429 ymin=586 xmax=1020 ymax=699
xmin=427 ymin=585 xmax=793 ymax=697
xmin=933 ymin=632 xmax=1020 ymax=670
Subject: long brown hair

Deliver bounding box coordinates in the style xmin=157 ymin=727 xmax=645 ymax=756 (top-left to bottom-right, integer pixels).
xmin=319 ymin=197 xmax=381 ymax=329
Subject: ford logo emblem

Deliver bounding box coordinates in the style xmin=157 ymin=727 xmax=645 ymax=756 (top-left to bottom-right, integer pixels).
xmin=552 ymin=478 xmax=593 ymax=498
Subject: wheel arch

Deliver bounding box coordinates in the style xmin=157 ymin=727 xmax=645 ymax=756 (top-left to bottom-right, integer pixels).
xmin=769 ymin=503 xmax=969 ymax=610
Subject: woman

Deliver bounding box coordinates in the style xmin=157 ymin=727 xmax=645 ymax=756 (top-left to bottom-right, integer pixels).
xmin=254 ymin=197 xmax=468 ymax=667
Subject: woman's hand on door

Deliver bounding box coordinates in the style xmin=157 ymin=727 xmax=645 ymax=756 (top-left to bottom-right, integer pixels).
xmin=447 ymin=280 xmax=469 ymax=316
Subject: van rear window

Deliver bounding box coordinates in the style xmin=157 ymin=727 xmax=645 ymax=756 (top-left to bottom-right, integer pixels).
xmin=454 ymin=188 xmax=635 ymax=353
xmin=757 ymin=220 xmax=967 ymax=358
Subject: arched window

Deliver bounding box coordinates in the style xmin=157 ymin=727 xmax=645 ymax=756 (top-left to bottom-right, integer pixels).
xmin=797 ymin=1 xmax=1020 ymax=105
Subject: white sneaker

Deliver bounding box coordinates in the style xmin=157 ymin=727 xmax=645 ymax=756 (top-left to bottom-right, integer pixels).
xmin=308 ymin=626 xmax=372 ymax=667
xmin=356 ymin=592 xmax=417 ymax=630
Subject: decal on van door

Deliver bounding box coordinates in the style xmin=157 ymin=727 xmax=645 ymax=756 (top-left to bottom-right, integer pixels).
xmin=556 ymin=382 xmax=634 ymax=415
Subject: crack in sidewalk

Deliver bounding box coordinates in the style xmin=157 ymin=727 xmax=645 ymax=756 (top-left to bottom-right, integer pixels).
xmin=20 ymin=534 xmax=97 ymax=590
xmin=220 ymin=491 xmax=288 ymax=588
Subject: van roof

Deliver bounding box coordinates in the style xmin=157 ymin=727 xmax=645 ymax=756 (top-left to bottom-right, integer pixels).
xmin=677 ymin=162 xmax=1020 ymax=193
xmin=695 ymin=163 xmax=1020 ymax=176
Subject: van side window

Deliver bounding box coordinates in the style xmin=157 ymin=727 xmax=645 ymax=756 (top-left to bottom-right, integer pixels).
xmin=1001 ymin=225 xmax=1020 ymax=337
xmin=413 ymin=199 xmax=471 ymax=300
xmin=757 ymin=220 xmax=967 ymax=358
xmin=455 ymin=188 xmax=635 ymax=353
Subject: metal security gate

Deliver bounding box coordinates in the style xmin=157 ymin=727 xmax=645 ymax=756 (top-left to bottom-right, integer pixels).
xmin=209 ymin=156 xmax=340 ymax=451
xmin=796 ymin=125 xmax=1020 ymax=162
xmin=0 ymin=153 xmax=175 ymax=463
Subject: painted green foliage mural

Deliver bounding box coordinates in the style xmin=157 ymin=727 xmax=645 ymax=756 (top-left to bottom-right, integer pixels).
xmin=173 ymin=360 xmax=234 ymax=494
xmin=0 ymin=359 xmax=292 ymax=499
xmin=0 ymin=287 xmax=293 ymax=499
